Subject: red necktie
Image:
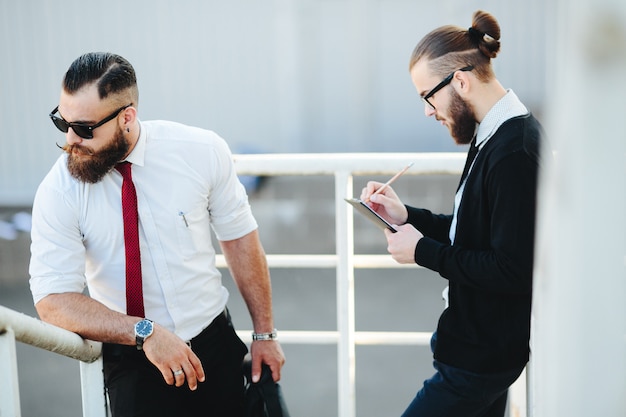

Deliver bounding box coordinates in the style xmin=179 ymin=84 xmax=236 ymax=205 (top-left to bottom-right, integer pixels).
xmin=116 ymin=162 xmax=145 ymax=317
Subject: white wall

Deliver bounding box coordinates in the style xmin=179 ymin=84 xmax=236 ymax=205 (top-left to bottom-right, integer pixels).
xmin=532 ymin=0 xmax=626 ymax=416
xmin=0 ymin=0 xmax=547 ymax=205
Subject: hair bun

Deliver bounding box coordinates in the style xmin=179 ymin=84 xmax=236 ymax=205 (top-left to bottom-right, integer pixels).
xmin=469 ymin=10 xmax=501 ymax=59
xmin=468 ymin=27 xmax=484 ymax=43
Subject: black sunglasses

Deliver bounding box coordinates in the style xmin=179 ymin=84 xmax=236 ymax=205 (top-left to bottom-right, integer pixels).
xmin=422 ymin=65 xmax=474 ymax=110
xmin=49 ymin=103 xmax=132 ymax=139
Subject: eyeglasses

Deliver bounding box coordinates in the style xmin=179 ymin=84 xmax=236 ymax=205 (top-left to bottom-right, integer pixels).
xmin=49 ymin=103 xmax=132 ymax=139
xmin=421 ymin=65 xmax=474 ymax=110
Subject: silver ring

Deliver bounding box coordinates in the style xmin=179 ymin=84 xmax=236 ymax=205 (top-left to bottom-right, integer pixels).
xmin=173 ymin=369 xmax=184 ymax=376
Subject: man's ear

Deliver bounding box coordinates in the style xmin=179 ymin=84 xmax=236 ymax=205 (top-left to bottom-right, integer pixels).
xmin=454 ymin=70 xmax=471 ymax=92
xmin=120 ymin=106 xmax=137 ymax=130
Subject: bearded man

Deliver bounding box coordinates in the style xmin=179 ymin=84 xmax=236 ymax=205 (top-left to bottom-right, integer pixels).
xmin=360 ymin=10 xmax=543 ymax=417
xmin=29 ymin=52 xmax=285 ymax=417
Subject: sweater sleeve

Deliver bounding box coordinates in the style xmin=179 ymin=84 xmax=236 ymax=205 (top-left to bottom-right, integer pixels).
xmin=414 ymin=149 xmax=538 ymax=295
xmin=405 ymin=205 xmax=453 ymax=244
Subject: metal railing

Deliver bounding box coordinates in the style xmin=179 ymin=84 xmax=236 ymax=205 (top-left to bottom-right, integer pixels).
xmin=0 ymin=305 xmax=106 ymax=416
xmin=0 ymin=153 xmax=527 ymax=417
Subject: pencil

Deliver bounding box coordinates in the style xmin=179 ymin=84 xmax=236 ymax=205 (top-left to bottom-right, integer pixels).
xmin=365 ymin=162 xmax=414 ymax=202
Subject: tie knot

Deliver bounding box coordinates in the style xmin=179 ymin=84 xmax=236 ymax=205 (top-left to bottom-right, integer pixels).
xmin=116 ymin=161 xmax=132 ymax=179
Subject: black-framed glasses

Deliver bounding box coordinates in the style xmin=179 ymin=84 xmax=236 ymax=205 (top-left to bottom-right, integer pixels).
xmin=421 ymin=65 xmax=474 ymax=110
xmin=49 ymin=103 xmax=132 ymax=139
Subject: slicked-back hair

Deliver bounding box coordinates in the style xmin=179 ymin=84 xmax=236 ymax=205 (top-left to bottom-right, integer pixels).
xmin=62 ymin=52 xmax=138 ymax=104
xmin=409 ymin=10 xmax=502 ymax=82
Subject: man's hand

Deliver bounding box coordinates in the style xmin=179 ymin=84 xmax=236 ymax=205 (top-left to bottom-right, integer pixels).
xmin=250 ymin=339 xmax=286 ymax=383
xmin=360 ymin=181 xmax=408 ymax=225
xmin=384 ymin=223 xmax=424 ymax=264
xmin=142 ymin=323 xmax=206 ymax=390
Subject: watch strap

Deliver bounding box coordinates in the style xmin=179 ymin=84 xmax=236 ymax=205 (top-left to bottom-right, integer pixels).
xmin=252 ymin=329 xmax=278 ymax=341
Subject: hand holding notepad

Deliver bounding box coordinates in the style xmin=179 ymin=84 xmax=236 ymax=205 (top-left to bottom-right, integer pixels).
xmin=344 ymin=198 xmax=398 ymax=232
xmin=345 ymin=162 xmax=413 ymax=233
xmin=364 ymin=162 xmax=414 ymax=203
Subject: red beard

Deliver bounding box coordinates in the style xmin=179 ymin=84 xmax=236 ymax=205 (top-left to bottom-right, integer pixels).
xmin=62 ymin=128 xmax=130 ymax=183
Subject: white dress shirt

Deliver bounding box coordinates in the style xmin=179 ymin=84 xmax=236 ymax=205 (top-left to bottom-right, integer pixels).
xmin=29 ymin=120 xmax=258 ymax=341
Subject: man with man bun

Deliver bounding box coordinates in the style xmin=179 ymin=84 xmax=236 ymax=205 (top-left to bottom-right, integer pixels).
xmin=361 ymin=10 xmax=543 ymax=416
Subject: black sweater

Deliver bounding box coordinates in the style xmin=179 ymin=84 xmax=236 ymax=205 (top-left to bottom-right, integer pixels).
xmin=407 ymin=114 xmax=543 ymax=373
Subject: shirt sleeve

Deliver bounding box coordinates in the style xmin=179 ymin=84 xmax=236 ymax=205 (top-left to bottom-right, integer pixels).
xmin=205 ymin=134 xmax=258 ymax=241
xmin=29 ymin=172 xmax=87 ymax=304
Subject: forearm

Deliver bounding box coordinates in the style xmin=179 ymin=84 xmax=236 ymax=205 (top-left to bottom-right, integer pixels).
xmin=35 ymin=292 xmax=138 ymax=345
xmin=221 ymin=230 xmax=285 ymax=382
xmin=37 ymin=292 xmax=207 ymax=390
xmin=405 ymin=205 xmax=452 ymax=243
xmin=220 ymin=230 xmax=274 ymax=333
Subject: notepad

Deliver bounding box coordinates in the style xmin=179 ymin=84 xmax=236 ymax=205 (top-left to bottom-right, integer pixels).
xmin=344 ymin=198 xmax=397 ymax=233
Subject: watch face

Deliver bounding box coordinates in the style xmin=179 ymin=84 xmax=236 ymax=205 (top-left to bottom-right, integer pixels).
xmin=136 ymin=320 xmax=153 ymax=337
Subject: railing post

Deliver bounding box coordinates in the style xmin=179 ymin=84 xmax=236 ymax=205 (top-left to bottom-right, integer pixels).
xmin=335 ymin=170 xmax=356 ymax=417
xmin=0 ymin=327 xmax=22 ymax=417
xmin=80 ymin=357 xmax=108 ymax=417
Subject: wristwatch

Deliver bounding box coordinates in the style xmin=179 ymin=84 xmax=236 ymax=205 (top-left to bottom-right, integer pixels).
xmin=134 ymin=319 xmax=154 ymax=350
xmin=252 ymin=329 xmax=278 ymax=341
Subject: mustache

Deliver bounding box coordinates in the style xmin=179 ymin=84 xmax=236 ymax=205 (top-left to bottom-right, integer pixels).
xmin=56 ymin=142 xmax=95 ymax=156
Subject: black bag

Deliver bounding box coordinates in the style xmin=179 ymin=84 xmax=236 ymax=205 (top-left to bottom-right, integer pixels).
xmin=243 ymin=355 xmax=290 ymax=417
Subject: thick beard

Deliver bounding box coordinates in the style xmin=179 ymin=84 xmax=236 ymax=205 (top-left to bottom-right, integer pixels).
xmin=63 ymin=128 xmax=130 ymax=183
xmin=448 ymin=88 xmax=477 ymax=145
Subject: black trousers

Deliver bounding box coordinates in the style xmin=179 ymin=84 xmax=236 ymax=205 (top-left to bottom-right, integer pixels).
xmin=103 ymin=310 xmax=248 ymax=417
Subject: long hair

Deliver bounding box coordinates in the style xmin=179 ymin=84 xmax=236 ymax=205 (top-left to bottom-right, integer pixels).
xmin=409 ymin=10 xmax=501 ymax=82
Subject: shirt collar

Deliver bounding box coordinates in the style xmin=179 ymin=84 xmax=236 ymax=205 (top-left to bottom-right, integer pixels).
xmin=120 ymin=120 xmax=146 ymax=167
xmin=475 ymin=89 xmax=528 ymax=149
